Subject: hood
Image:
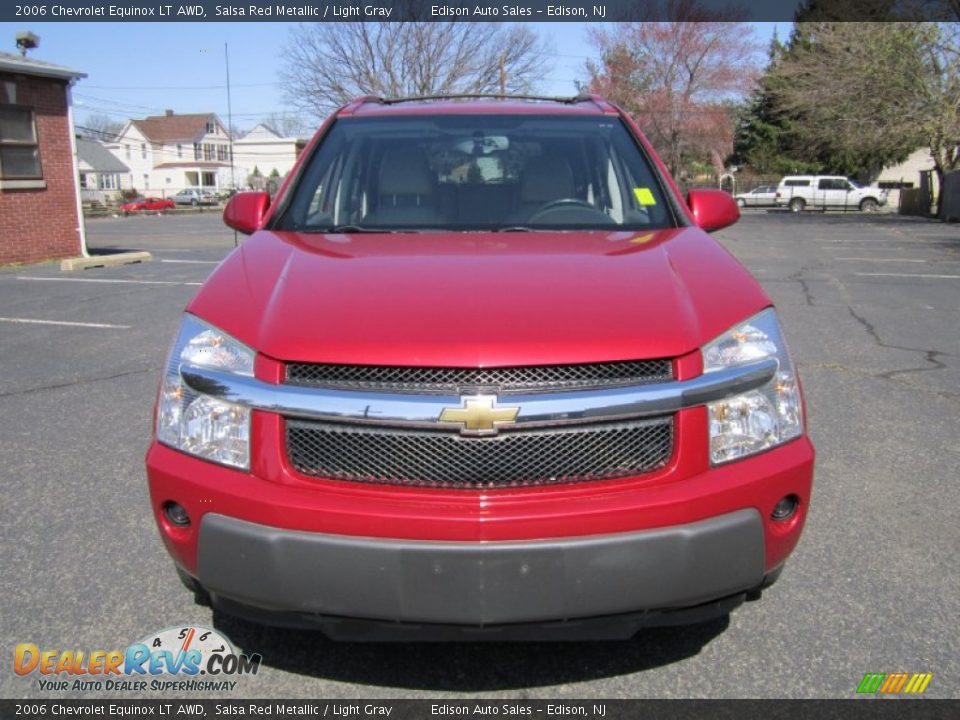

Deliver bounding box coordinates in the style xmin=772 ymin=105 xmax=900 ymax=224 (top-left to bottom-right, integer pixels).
xmin=188 ymin=228 xmax=770 ymax=367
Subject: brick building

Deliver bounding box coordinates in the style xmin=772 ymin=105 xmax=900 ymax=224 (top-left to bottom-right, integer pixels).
xmin=0 ymin=52 xmax=86 ymax=266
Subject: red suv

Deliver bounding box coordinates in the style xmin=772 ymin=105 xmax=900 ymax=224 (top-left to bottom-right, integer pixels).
xmin=146 ymin=95 xmax=814 ymax=640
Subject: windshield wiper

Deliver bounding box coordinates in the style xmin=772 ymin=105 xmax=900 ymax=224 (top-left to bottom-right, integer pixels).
xmin=322 ymin=224 xmax=384 ymax=233
xmin=312 ymin=225 xmax=442 ymax=234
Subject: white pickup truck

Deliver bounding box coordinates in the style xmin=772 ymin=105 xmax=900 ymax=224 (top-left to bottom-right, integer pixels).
xmin=775 ymin=175 xmax=887 ymax=212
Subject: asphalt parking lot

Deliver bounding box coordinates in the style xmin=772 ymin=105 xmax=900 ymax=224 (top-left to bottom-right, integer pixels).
xmin=1 ymin=210 xmax=957 ymax=699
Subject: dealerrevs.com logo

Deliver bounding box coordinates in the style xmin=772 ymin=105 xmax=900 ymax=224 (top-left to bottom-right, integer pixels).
xmin=14 ymin=625 xmax=261 ymax=692
xmin=856 ymin=672 xmax=933 ymax=695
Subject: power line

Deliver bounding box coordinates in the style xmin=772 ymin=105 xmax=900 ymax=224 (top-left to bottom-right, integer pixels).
xmin=82 ymin=81 xmax=281 ymax=91
xmin=75 ymin=92 xmax=166 ymax=111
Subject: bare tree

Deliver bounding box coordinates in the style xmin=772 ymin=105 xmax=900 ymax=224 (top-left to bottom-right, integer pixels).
xmin=79 ymin=113 xmax=124 ymax=141
xmin=261 ymin=112 xmax=311 ymax=138
xmin=583 ymin=1 xmax=760 ymax=179
xmin=279 ymin=23 xmax=551 ymax=119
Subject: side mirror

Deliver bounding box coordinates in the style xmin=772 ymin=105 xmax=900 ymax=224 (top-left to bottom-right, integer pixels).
xmin=687 ymin=189 xmax=740 ymax=232
xmin=223 ymin=192 xmax=270 ymax=235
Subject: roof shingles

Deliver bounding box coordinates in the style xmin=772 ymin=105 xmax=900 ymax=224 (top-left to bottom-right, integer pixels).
xmin=131 ymin=113 xmax=216 ymax=143
xmin=77 ymin=137 xmax=129 ymax=172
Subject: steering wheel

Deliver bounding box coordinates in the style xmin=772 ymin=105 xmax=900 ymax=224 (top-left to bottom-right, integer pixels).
xmin=527 ymin=198 xmax=607 ymax=223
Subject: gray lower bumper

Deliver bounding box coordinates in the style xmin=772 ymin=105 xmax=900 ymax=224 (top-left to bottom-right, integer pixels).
xmin=197 ymin=509 xmax=765 ymax=626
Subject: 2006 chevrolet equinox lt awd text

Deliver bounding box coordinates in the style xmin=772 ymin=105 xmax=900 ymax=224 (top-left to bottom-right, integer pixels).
xmin=145 ymin=95 xmax=815 ymax=640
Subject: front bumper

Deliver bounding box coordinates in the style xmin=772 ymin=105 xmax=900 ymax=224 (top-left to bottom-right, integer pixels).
xmin=197 ymin=509 xmax=764 ymax=626
xmin=147 ymin=405 xmax=814 ymax=631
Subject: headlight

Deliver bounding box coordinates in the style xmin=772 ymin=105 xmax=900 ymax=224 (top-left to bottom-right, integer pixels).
xmin=156 ymin=315 xmax=254 ymax=469
xmin=703 ymin=308 xmax=803 ymax=465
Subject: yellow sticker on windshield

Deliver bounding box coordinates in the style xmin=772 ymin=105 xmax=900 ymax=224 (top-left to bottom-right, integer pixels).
xmin=633 ymin=187 xmax=657 ymax=206
xmin=629 ymin=232 xmax=655 ymax=245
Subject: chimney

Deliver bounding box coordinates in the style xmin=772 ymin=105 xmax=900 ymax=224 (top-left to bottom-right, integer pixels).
xmin=165 ymin=109 xmax=174 ymax=117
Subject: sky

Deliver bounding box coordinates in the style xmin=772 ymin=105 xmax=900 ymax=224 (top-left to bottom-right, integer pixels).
xmin=0 ymin=21 xmax=791 ymax=136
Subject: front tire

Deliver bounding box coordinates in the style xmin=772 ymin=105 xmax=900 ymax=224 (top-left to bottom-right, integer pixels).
xmin=175 ymin=565 xmax=211 ymax=606
xmin=736 ymin=198 xmax=746 ymax=208
xmin=860 ymin=197 xmax=879 ymax=212
xmin=789 ymin=197 xmax=806 ymax=213
xmin=191 ymin=199 xmax=199 ymax=207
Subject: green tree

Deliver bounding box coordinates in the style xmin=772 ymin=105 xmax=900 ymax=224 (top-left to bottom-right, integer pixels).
xmin=768 ymin=21 xmax=959 ymax=192
xmin=731 ymin=30 xmax=822 ymax=175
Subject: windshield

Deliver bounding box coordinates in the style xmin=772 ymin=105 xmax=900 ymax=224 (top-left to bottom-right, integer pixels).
xmin=275 ymin=114 xmax=676 ymax=232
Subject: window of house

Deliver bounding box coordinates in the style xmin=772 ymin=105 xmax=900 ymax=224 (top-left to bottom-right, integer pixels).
xmin=0 ymin=105 xmax=42 ymax=179
xmin=206 ymin=121 xmax=215 ymax=134
xmin=177 ymin=143 xmax=182 ymax=159
xmin=79 ymin=173 xmax=88 ymax=189
xmin=141 ymin=143 xmax=147 ymax=159
xmin=98 ymin=174 xmax=117 ymax=190
xmin=193 ymin=143 xmax=201 ymax=161
xmin=125 ymin=144 xmax=131 ymax=160
xmin=143 ymin=173 xmax=149 ymax=190
xmin=878 ymin=181 xmax=915 ymax=190
xmin=203 ymin=143 xmax=214 ymax=161
xmin=202 ymin=171 xmax=215 ymax=187
xmin=216 ymin=145 xmax=227 ymax=161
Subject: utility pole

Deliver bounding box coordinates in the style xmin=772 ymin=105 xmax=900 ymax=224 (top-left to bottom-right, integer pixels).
xmin=499 ymin=53 xmax=506 ymax=95
xmin=225 ymin=42 xmax=236 ymax=194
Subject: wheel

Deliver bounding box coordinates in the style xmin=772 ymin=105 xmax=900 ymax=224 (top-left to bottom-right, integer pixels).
xmin=175 ymin=565 xmax=211 ymax=606
xmin=191 ymin=199 xmax=199 ymax=207
xmin=789 ymin=197 xmax=806 ymax=213
xmin=859 ymin=197 xmax=879 ymax=212
xmin=736 ymin=198 xmax=746 ymax=208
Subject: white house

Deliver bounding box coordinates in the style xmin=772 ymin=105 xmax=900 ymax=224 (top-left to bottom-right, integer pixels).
xmin=873 ymin=148 xmax=938 ymax=208
xmin=107 ymin=110 xmax=234 ymax=196
xmin=233 ymin=123 xmax=306 ymax=189
xmin=77 ymin=136 xmax=130 ymax=205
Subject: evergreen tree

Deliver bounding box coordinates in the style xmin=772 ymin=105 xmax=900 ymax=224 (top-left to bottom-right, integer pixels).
xmin=732 ymin=29 xmax=821 ymax=175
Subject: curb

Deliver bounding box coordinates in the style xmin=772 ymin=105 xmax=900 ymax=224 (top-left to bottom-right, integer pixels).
xmin=60 ymin=252 xmax=153 ymax=272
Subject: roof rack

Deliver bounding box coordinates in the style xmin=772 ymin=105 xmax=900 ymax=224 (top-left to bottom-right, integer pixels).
xmin=362 ymin=93 xmax=605 ymax=106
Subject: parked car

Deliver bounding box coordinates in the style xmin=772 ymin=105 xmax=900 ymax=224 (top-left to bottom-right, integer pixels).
xmin=775 ymin=175 xmax=887 ymax=212
xmin=146 ymin=95 xmax=814 ymax=640
xmin=172 ymin=188 xmax=218 ymax=206
xmin=120 ymin=196 xmax=175 ymax=215
xmin=735 ymin=185 xmax=778 ymax=207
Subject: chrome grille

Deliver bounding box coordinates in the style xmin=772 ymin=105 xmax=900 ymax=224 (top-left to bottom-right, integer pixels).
xmin=286 ymin=417 xmax=673 ymax=489
xmin=285 ymin=359 xmax=673 ymax=394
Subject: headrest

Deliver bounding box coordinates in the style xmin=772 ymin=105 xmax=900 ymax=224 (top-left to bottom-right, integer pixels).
xmin=520 ymin=156 xmax=575 ymax=202
xmin=379 ymin=148 xmax=433 ymax=196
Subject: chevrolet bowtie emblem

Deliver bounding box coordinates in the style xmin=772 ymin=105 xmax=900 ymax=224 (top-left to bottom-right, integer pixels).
xmin=438 ymin=395 xmax=520 ymax=436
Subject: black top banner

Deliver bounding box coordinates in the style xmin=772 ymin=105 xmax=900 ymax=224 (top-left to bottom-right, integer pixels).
xmin=4 ymin=0 xmax=960 ymax=23
xmin=1 ymin=700 xmax=959 ymax=720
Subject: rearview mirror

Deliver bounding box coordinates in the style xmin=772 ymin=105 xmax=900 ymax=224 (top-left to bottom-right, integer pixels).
xmin=223 ymin=192 xmax=271 ymax=235
xmin=687 ymin=189 xmax=740 ymax=232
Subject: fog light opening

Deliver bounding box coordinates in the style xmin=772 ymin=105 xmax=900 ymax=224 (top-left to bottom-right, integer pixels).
xmin=771 ymin=494 xmax=799 ymax=521
xmin=163 ymin=501 xmax=191 ymax=527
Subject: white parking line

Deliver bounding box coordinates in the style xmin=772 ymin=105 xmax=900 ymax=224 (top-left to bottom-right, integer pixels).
xmin=0 ymin=317 xmax=130 ymax=329
xmin=854 ymin=272 xmax=960 ymax=279
xmin=16 ymin=277 xmax=202 ymax=286
xmin=836 ymin=257 xmax=935 ymax=263
xmin=159 ymin=259 xmax=220 ymax=265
